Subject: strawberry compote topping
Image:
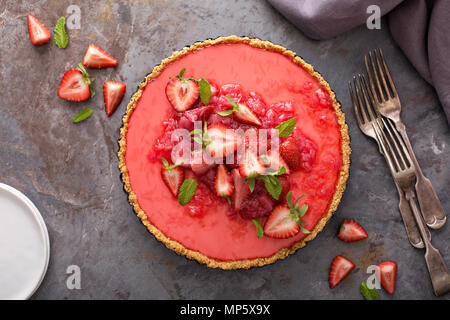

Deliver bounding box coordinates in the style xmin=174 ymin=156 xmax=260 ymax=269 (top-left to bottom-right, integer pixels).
xmin=151 ymin=80 xmax=317 ymax=222
xmin=125 ymin=43 xmax=343 ymax=259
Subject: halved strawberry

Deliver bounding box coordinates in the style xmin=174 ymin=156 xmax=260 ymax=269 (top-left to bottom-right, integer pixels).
xmin=239 ymin=149 xmax=266 ymax=178
xmin=279 ymin=136 xmax=301 ymax=171
xmin=161 ymin=166 xmax=184 ymax=197
xmin=234 ymin=103 xmax=262 ymax=126
xmin=165 ymin=78 xmax=199 ymax=112
xmin=337 ymin=219 xmax=368 ymax=242
xmin=82 ymin=43 xmax=118 ymax=68
xmin=263 ymin=205 xmax=299 ymax=238
xmin=376 ymin=261 xmax=397 ymax=294
xmin=329 ymin=255 xmax=355 ymax=289
xmin=103 ymin=81 xmax=126 ymax=116
xmin=27 ymin=14 xmax=51 ymax=45
xmin=215 ymin=164 xmax=234 ymax=197
xmin=230 ymin=169 xmax=251 ymax=211
xmin=57 ymin=65 xmax=94 ymax=102
xmin=206 ymin=124 xmax=242 ymax=158
xmin=264 ymin=150 xmax=290 ymax=174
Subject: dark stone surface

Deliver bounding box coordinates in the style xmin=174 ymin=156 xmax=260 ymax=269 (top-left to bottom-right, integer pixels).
xmin=0 ymin=0 xmax=448 ymax=300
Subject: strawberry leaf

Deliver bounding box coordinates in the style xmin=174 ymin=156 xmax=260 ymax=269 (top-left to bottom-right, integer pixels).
xmin=178 ymin=178 xmax=198 ymax=205
xmin=54 ymin=17 xmax=68 ymax=49
xmin=161 ymin=157 xmax=183 ymax=171
xmin=252 ymin=219 xmax=264 ymax=239
xmin=275 ymin=117 xmax=296 ymax=137
xmin=218 ymin=96 xmax=240 ymax=117
xmin=72 ymin=108 xmax=93 ymax=123
xmin=223 ymin=195 xmax=231 ymax=206
xmin=287 ymin=190 xmax=293 ymax=209
xmin=300 ymin=224 xmax=311 ymax=234
xmin=161 ymin=157 xmax=169 ymax=168
xmin=298 ymin=203 xmax=308 ymax=217
xmin=77 ymin=62 xmax=95 ymax=98
xmin=248 ymin=177 xmax=256 ymax=193
xmin=190 ymin=129 xmax=202 ymax=135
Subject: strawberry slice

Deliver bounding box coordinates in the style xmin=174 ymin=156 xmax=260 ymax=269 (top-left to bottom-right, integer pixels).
xmin=27 ymin=14 xmax=51 ymax=45
xmin=161 ymin=166 xmax=184 ymax=197
xmin=279 ymin=136 xmax=301 ymax=171
xmin=234 ymin=103 xmax=262 ymax=126
xmin=57 ymin=64 xmax=94 ymax=102
xmin=239 ymin=149 xmax=266 ymax=178
xmin=264 ymin=150 xmax=290 ymax=174
xmin=329 ymin=255 xmax=355 ymax=289
xmin=82 ymin=43 xmax=118 ymax=68
xmin=206 ymin=124 xmax=242 ymax=158
xmin=376 ymin=261 xmax=397 ymax=294
xmin=165 ymin=78 xmax=199 ymax=112
xmin=230 ymin=168 xmax=251 ymax=211
xmin=263 ymin=205 xmax=299 ymax=238
xmin=337 ymin=219 xmax=368 ymax=242
xmin=103 ymin=81 xmax=126 ymax=116
xmin=214 ymin=164 xmax=234 ymax=197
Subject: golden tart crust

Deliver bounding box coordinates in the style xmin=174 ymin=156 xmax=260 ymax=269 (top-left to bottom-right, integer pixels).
xmin=118 ymin=36 xmax=351 ymax=270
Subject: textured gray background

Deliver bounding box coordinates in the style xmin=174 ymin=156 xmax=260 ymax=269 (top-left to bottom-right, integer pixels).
xmin=0 ymin=0 xmax=448 ymax=300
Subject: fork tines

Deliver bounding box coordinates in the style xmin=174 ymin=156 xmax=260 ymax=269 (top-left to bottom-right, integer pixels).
xmin=365 ymin=49 xmax=398 ymax=103
xmin=349 ymin=75 xmax=379 ymax=126
xmin=372 ymin=118 xmax=412 ymax=173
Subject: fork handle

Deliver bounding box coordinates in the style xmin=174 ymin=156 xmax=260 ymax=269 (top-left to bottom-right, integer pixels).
xmin=396 ymin=182 xmax=428 ymax=248
xmin=405 ymin=189 xmax=450 ymax=296
xmin=396 ymin=121 xmax=446 ymax=229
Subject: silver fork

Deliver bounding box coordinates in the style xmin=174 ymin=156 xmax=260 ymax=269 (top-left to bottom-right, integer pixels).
xmin=349 ymin=74 xmax=427 ymax=249
xmin=372 ymin=118 xmax=450 ymax=296
xmin=365 ymin=49 xmax=446 ymax=229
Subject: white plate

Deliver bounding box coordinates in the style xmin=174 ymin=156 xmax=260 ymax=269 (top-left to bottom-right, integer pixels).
xmin=0 ymin=183 xmax=50 ymax=300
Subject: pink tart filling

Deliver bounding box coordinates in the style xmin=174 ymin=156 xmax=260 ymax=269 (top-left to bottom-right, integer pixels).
xmin=125 ymin=43 xmax=342 ymax=261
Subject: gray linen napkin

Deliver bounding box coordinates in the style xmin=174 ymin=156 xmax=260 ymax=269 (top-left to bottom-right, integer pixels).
xmin=268 ymin=0 xmax=450 ymax=124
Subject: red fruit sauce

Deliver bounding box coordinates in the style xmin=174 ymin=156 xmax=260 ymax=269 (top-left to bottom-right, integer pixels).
xmin=125 ymin=43 xmax=342 ymax=261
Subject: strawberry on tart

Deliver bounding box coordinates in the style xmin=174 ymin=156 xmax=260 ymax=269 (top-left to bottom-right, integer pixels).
xmin=118 ymin=36 xmax=350 ymax=269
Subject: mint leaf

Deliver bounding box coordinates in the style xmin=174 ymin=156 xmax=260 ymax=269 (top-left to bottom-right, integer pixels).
xmin=262 ymin=175 xmax=282 ymax=200
xmin=178 ymin=178 xmax=198 ymax=205
xmin=178 ymin=68 xmax=186 ymax=78
xmin=252 ymin=219 xmax=264 ymax=239
xmin=198 ymin=78 xmax=211 ymax=105
xmin=360 ymin=282 xmax=380 ymax=300
xmin=54 ymin=17 xmax=68 ymax=49
xmin=72 ymin=108 xmax=93 ymax=123
xmin=275 ymin=117 xmax=296 ymax=137
xmin=77 ymin=62 xmax=95 ymax=98
xmin=217 ymin=109 xmax=235 ymax=116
